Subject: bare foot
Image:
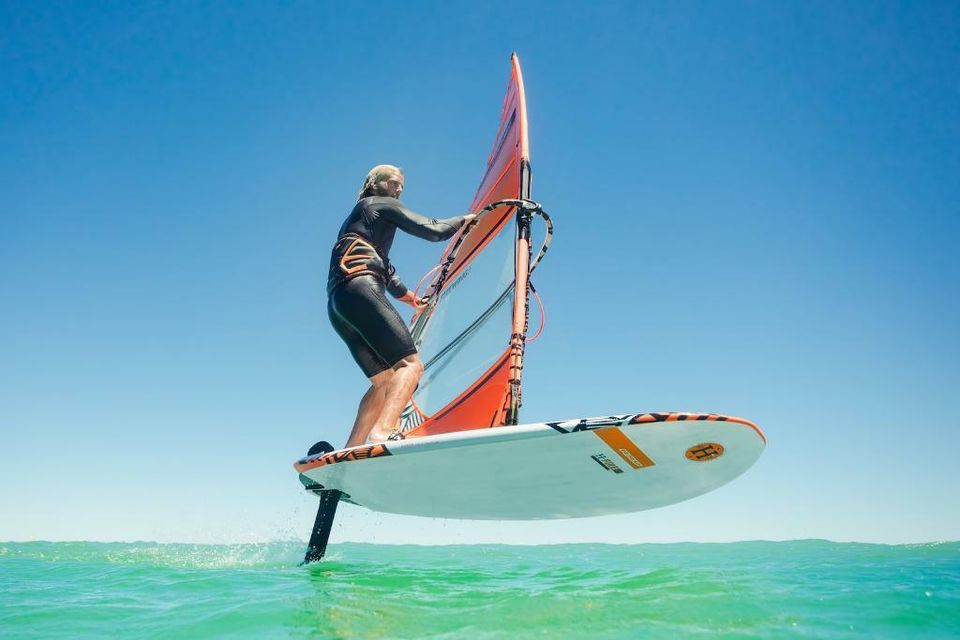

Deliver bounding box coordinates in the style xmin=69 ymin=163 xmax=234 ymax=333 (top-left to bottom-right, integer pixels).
xmin=366 ymin=427 xmax=391 ymax=444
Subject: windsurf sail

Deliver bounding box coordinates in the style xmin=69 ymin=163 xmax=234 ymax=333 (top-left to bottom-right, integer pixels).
xmin=399 ymin=53 xmax=552 ymax=438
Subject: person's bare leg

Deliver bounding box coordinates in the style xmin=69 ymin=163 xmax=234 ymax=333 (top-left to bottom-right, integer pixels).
xmin=367 ymin=354 xmax=423 ymax=442
xmin=343 ymin=369 xmax=392 ymax=448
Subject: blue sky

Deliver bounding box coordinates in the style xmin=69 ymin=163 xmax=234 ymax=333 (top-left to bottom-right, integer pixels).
xmin=2 ymin=1 xmax=957 ymax=544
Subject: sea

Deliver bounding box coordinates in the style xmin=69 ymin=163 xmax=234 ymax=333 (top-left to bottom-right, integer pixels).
xmin=1 ymin=540 xmax=957 ymax=639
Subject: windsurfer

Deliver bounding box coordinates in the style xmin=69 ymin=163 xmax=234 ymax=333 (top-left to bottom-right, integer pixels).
xmin=327 ymin=165 xmax=475 ymax=447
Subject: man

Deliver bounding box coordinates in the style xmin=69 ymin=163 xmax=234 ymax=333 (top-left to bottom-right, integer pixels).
xmin=327 ymin=165 xmax=475 ymax=447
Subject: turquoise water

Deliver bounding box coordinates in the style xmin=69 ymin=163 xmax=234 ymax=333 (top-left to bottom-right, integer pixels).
xmin=1 ymin=541 xmax=957 ymax=638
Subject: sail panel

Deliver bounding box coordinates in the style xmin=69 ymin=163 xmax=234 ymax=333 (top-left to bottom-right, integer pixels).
xmin=401 ymin=55 xmax=531 ymax=438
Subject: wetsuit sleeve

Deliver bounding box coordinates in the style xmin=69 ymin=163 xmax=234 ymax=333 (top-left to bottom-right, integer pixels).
xmin=385 ymin=265 xmax=408 ymax=299
xmin=378 ymin=200 xmax=467 ymax=241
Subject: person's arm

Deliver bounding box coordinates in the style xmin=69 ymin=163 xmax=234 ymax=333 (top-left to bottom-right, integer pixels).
xmin=385 ymin=267 xmax=409 ymax=299
xmin=387 ymin=269 xmax=426 ymax=309
xmin=379 ymin=199 xmax=468 ymax=241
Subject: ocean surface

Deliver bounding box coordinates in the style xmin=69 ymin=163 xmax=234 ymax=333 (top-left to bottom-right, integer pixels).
xmin=1 ymin=540 xmax=957 ymax=639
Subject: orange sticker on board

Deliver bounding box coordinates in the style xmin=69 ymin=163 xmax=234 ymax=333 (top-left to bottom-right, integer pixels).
xmin=594 ymin=428 xmax=655 ymax=469
xmin=685 ymin=443 xmax=725 ymax=461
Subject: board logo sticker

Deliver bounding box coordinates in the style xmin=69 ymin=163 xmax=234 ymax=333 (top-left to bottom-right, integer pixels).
xmin=685 ymin=443 xmax=725 ymax=461
xmin=590 ymin=453 xmax=624 ymax=474
xmin=546 ymin=415 xmax=632 ymax=433
xmin=593 ymin=428 xmax=656 ymax=469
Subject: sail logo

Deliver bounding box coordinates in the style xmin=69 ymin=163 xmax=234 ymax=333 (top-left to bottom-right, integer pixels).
xmin=443 ymin=265 xmax=472 ymax=294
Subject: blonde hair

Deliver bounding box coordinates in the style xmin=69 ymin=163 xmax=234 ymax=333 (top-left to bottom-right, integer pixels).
xmin=358 ymin=164 xmax=404 ymax=199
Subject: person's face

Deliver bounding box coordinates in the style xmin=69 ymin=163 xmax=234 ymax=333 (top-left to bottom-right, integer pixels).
xmin=379 ymin=172 xmax=404 ymax=198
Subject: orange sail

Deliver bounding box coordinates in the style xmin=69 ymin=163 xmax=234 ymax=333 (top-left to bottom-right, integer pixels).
xmin=400 ymin=54 xmax=538 ymax=438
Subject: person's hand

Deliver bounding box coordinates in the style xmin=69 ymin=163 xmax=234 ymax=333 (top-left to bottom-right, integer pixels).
xmin=400 ymin=291 xmax=427 ymax=310
xmin=463 ymin=212 xmax=478 ymax=223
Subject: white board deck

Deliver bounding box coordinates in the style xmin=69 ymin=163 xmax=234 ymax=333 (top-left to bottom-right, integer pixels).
xmin=294 ymin=412 xmax=765 ymax=520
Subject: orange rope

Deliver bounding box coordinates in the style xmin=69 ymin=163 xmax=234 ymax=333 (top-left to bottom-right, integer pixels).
xmin=528 ymin=285 xmax=546 ymax=342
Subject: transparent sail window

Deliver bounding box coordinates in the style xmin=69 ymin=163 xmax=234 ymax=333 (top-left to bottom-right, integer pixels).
xmin=412 ymin=215 xmax=517 ymax=416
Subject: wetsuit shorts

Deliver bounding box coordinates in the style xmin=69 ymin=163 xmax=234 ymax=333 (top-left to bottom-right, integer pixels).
xmin=328 ymin=274 xmax=418 ymax=378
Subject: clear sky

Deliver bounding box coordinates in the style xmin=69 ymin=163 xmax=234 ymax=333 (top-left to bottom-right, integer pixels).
xmin=2 ymin=1 xmax=957 ymax=545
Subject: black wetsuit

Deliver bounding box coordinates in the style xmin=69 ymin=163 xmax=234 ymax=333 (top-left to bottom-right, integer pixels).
xmin=327 ymin=196 xmax=466 ymax=377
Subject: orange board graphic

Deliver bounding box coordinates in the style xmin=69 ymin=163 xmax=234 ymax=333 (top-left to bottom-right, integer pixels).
xmin=594 ymin=428 xmax=656 ymax=469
